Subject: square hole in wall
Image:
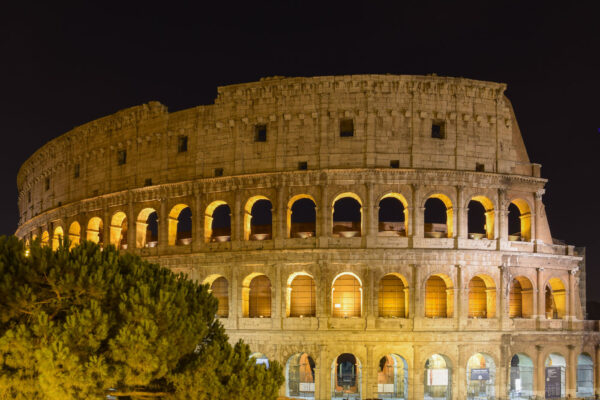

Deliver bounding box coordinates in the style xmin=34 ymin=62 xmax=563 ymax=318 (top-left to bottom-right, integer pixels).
xmin=476 ymin=163 xmax=485 ymax=172
xmin=27 ymin=191 xmax=31 ymax=203
xmin=431 ymin=121 xmax=445 ymax=139
xmin=74 ymin=163 xmax=80 ymax=178
xmin=339 ymin=118 xmax=354 ymax=137
xmin=117 ymin=150 xmax=127 ymax=165
xmin=177 ymin=135 xmax=188 ymax=153
xmin=214 ymin=168 xmax=224 ymax=177
xmin=255 ymin=125 xmax=267 ymax=142
xmin=390 ymin=160 xmax=400 ymax=169
xmin=298 ymin=161 xmax=308 ymax=170
xmin=144 ymin=178 xmax=153 ymax=186
xmin=45 ymin=177 xmax=50 ymax=191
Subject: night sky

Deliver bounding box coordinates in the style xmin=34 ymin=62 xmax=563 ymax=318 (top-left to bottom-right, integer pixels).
xmin=1 ymin=3 xmax=599 ymax=299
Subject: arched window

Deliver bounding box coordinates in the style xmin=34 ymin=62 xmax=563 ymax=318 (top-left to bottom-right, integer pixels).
xmin=508 ymin=199 xmax=531 ymax=241
xmin=509 ymin=276 xmax=534 ymax=318
xmin=332 ymin=273 xmax=362 ymax=318
xmin=250 ymin=352 xmax=270 ymax=368
xmin=244 ymin=196 xmax=272 ymax=241
xmin=287 ymin=274 xmax=316 ymax=317
xmin=378 ymin=274 xmax=408 ymax=318
xmin=242 ymin=274 xmax=271 ymax=318
xmin=378 ymin=354 xmax=408 ymax=399
xmin=210 ymin=277 xmax=229 ymax=318
xmin=468 ymin=196 xmax=494 ymax=239
xmin=545 ymin=353 xmax=566 ymax=398
xmin=545 ymin=278 xmax=567 ymax=319
xmin=468 ymin=275 xmax=496 ymax=318
xmin=205 ymin=201 xmax=231 ymax=242
xmin=168 ymin=204 xmax=192 ymax=246
xmin=425 ymin=274 xmax=453 ymax=318
xmin=287 ymin=353 xmax=316 ymax=399
xmin=135 ymin=208 xmax=158 ymax=248
xmin=332 ymin=353 xmax=361 ymax=398
xmin=577 ymin=353 xmax=594 ymax=398
xmin=378 ymin=193 xmax=408 ymax=237
xmin=509 ymin=353 xmax=534 ymax=399
xmin=424 ymin=354 xmax=452 ymax=400
xmin=466 ymin=353 xmax=496 ymax=400
xmin=109 ymin=212 xmax=127 ymax=249
xmin=41 ymin=231 xmax=49 ymax=247
xmin=87 ymin=217 xmax=103 ymax=245
xmin=288 ymin=195 xmax=316 ymax=238
xmin=51 ymin=226 xmax=64 ymax=250
xmin=332 ymin=193 xmax=362 ymax=237
xmin=424 ymin=194 xmax=453 ymax=238
xmin=68 ymin=221 xmax=81 ymax=248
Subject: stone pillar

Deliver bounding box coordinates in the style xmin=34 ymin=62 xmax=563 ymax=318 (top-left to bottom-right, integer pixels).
xmin=567 ymin=344 xmax=576 ymax=397
xmin=568 ymin=268 xmax=578 ymax=321
xmin=230 ymin=269 xmax=239 ymax=326
xmin=499 ymin=264 xmax=506 ymax=329
xmin=319 ymin=184 xmax=329 ymax=248
xmin=127 ymin=198 xmax=135 ymax=251
xmin=537 ymin=267 xmax=545 ymax=320
xmin=158 ymin=198 xmax=168 ymax=251
xmin=535 ymin=345 xmax=545 ymax=398
xmin=233 ymin=190 xmax=242 ymax=243
xmin=412 ymin=184 xmax=423 ymax=238
xmin=411 ymin=264 xmax=420 ymax=318
xmin=456 ymin=186 xmax=468 ymax=239
xmin=456 ymin=264 xmax=465 ymax=329
xmin=365 ymin=182 xmax=376 ymax=241
xmin=533 ymin=190 xmax=544 ymax=243
xmin=274 ymin=185 xmax=286 ymax=244
xmin=317 ymin=345 xmax=328 ymax=400
xmin=365 ymin=344 xmax=375 ymax=399
xmin=193 ymin=192 xmax=204 ymax=251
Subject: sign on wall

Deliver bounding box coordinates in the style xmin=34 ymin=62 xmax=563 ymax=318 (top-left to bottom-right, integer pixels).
xmin=545 ymin=366 xmax=562 ymax=398
xmin=427 ymin=369 xmax=449 ymax=386
xmin=470 ymin=368 xmax=489 ymax=381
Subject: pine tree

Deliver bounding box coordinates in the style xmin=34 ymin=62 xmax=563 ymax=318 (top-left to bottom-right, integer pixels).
xmin=0 ymin=236 xmax=283 ymax=399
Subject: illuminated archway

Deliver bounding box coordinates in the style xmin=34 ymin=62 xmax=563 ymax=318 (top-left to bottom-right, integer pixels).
xmin=466 ymin=353 xmax=495 ymax=400
xmin=509 ymin=353 xmax=534 ymax=399
xmin=378 ymin=193 xmax=408 ymax=237
xmin=168 ymin=204 xmax=192 ymax=246
xmin=135 ymin=208 xmax=158 ymax=248
xmin=205 ymin=201 xmax=231 ymax=243
xmin=332 ymin=353 xmax=361 ymax=399
xmin=87 ymin=217 xmax=103 ymax=245
xmin=378 ymin=354 xmax=408 ymax=400
xmin=508 ymin=199 xmax=531 ymax=241
xmin=545 ymin=278 xmax=566 ymax=319
xmin=204 ymin=275 xmax=229 ymax=318
xmin=332 ymin=273 xmax=362 ymax=318
xmin=68 ymin=221 xmax=81 ymax=248
xmin=378 ymin=273 xmax=409 ymax=318
xmin=51 ymin=226 xmax=64 ymax=250
xmin=287 ymin=194 xmax=316 ymax=238
xmin=424 ymin=354 xmax=452 ymax=400
xmin=468 ymin=196 xmax=494 ymax=239
xmin=109 ymin=211 xmax=128 ymax=249
xmin=286 ymin=273 xmax=316 ymax=317
xmin=286 ymin=353 xmax=316 ymax=399
xmin=509 ymin=276 xmax=534 ymax=318
xmin=467 ymin=275 xmax=496 ymax=318
xmin=242 ymin=273 xmax=271 ymax=318
xmin=244 ymin=196 xmax=272 ymax=241
xmin=41 ymin=231 xmax=49 ymax=247
xmin=424 ymin=194 xmax=453 ymax=238
xmin=545 ymin=353 xmax=566 ymax=398
xmin=332 ymin=192 xmax=362 ymax=237
xmin=425 ymin=274 xmax=453 ymax=318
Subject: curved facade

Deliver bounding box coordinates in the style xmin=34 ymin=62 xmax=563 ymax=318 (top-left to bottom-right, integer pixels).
xmin=16 ymin=75 xmax=598 ymax=399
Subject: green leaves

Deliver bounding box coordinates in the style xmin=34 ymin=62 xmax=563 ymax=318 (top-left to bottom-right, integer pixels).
xmin=0 ymin=237 xmax=283 ymax=399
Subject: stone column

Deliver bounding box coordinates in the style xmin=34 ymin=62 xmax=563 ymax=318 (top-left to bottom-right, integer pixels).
xmin=498 ymin=189 xmax=508 ymax=242
xmin=103 ymin=209 xmax=111 ymax=247
xmin=499 ymin=264 xmax=506 ymax=329
xmin=537 ymin=267 xmax=545 ymax=320
xmin=365 ymin=345 xmax=375 ymax=399
xmin=193 ymin=191 xmax=204 ymax=251
xmin=411 ymin=264 xmax=420 ymax=319
xmin=567 ymin=344 xmax=576 ymax=397
xmin=456 ymin=185 xmax=468 ymax=239
xmin=535 ymin=345 xmax=545 ymax=398
xmin=412 ymin=184 xmax=423 ymax=239
xmin=158 ymin=198 xmax=168 ymax=251
xmin=127 ymin=196 xmax=135 ymax=251
xmin=319 ymin=184 xmax=329 ymax=248
xmin=274 ymin=185 xmax=286 ymax=244
xmin=568 ymin=268 xmax=578 ymax=321
xmin=533 ymin=190 xmax=544 ymax=243
xmin=317 ymin=345 xmax=328 ymax=400
xmin=365 ymin=182 xmax=376 ymax=242
xmin=456 ymin=264 xmax=465 ymax=330
xmin=233 ymin=190 xmax=242 ymax=243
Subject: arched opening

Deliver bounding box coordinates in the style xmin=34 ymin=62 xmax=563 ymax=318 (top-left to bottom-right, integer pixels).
xmin=41 ymin=231 xmax=49 ymax=247
xmin=545 ymin=278 xmax=566 ymax=319
xmin=168 ymin=204 xmax=192 ymax=246
xmin=135 ymin=208 xmax=158 ymax=248
xmin=509 ymin=353 xmax=534 ymax=399
xmin=378 ymin=274 xmax=408 ymax=318
xmin=466 ymin=353 xmax=495 ymax=400
xmin=378 ymin=354 xmax=408 ymax=400
xmin=205 ymin=276 xmax=229 ymax=318
xmin=576 ymin=353 xmax=594 ymax=398
xmin=109 ymin=212 xmax=128 ymax=249
xmin=468 ymin=196 xmax=494 ymax=239
xmin=509 ymin=276 xmax=534 ymax=318
xmin=288 ymin=195 xmax=317 ymax=238
xmin=287 ymin=273 xmax=316 ymax=318
xmin=87 ymin=217 xmax=104 ymax=245
xmin=424 ymin=194 xmax=453 ymax=238
xmin=244 ymin=196 xmax=272 ymax=241
xmin=250 ymin=352 xmax=270 ymax=368
xmin=242 ymin=274 xmax=271 ymax=318
xmin=545 ymin=353 xmax=566 ymax=398
xmin=424 ymin=354 xmax=452 ymax=400
xmin=425 ymin=274 xmax=453 ymax=318
xmin=508 ymin=199 xmax=531 ymax=242
xmin=286 ymin=353 xmax=316 ymax=399
xmin=68 ymin=221 xmax=81 ymax=249
xmin=332 ymin=353 xmax=361 ymax=399
xmin=205 ymin=201 xmax=231 ymax=243
xmin=332 ymin=273 xmax=362 ymax=318
xmin=468 ymin=275 xmax=496 ymax=318
xmin=378 ymin=193 xmax=408 ymax=237
xmin=51 ymin=226 xmax=64 ymax=250
xmin=332 ymin=193 xmax=362 ymax=238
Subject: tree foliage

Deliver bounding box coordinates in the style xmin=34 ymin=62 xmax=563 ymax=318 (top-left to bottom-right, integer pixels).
xmin=0 ymin=236 xmax=283 ymax=399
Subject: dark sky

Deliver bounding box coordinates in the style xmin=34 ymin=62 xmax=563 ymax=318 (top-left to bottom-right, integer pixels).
xmin=1 ymin=3 xmax=599 ymax=297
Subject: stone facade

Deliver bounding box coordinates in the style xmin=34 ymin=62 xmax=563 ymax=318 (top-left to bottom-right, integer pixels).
xmin=15 ymin=75 xmax=599 ymax=399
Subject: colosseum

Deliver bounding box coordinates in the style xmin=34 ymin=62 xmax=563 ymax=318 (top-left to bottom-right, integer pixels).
xmin=15 ymin=74 xmax=598 ymax=399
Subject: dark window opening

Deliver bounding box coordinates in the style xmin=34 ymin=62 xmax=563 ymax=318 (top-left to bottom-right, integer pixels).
xmin=92 ymin=189 xmax=99 ymax=196
xmin=212 ymin=204 xmax=231 ymax=239
xmin=255 ymin=124 xmax=267 ymax=142
xmin=390 ymin=160 xmax=400 ymax=169
xmin=298 ymin=161 xmax=308 ymax=170
xmin=45 ymin=178 xmax=50 ymax=191
xmin=378 ymin=197 xmax=406 ymax=236
xmin=74 ymin=163 xmax=80 ymax=178
xmin=146 ymin=212 xmax=159 ymax=243
xmin=476 ymin=163 xmax=485 ymax=172
xmin=214 ymin=168 xmax=223 ymax=177
xmin=333 ymin=197 xmax=361 ymax=237
xmin=176 ymin=207 xmax=192 ymax=242
xmin=290 ymin=198 xmax=316 ymax=238
xmin=467 ymin=200 xmax=486 ymax=235
xmin=508 ymin=203 xmax=521 ymax=236
xmin=431 ymin=122 xmax=445 ymax=139
xmin=340 ymin=118 xmax=354 ymax=137
xmin=117 ymin=150 xmax=127 ymax=165
xmin=250 ymin=199 xmax=272 ymax=239
xmin=424 ymin=197 xmax=448 ymax=237
xmin=177 ymin=135 xmax=188 ymax=153
xmin=144 ymin=178 xmax=152 ymax=187
xmin=27 ymin=191 xmax=31 ymax=203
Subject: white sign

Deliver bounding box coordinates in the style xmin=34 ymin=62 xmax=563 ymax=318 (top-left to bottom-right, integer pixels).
xmin=299 ymin=383 xmax=315 ymax=392
xmin=428 ymin=369 xmax=449 ymax=386
xmin=514 ymin=378 xmax=522 ymax=392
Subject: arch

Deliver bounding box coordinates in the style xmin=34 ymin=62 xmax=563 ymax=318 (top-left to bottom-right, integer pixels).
xmin=242 ymin=273 xmax=271 ymax=318
xmin=378 ymin=353 xmax=408 ymax=400
xmin=167 ymin=203 xmax=192 ymax=246
xmin=545 ymin=277 xmax=567 ymax=319
xmin=508 ymin=198 xmax=531 ymax=241
xmin=509 ymin=353 xmax=534 ymax=399
xmin=332 ymin=273 xmax=362 ymax=318
xmin=509 ymin=276 xmax=534 ymax=318
xmin=135 ymin=208 xmax=158 ymax=248
xmin=287 ymin=194 xmax=317 ymax=238
xmin=468 ymin=196 xmax=495 ymax=239
xmin=87 ymin=217 xmax=103 ymax=245
xmin=378 ymin=192 xmax=409 ymax=237
xmin=545 ymin=353 xmax=566 ymax=398
xmin=205 ymin=201 xmax=231 ymax=243
xmin=286 ymin=352 xmax=316 ymax=399
xmin=332 ymin=192 xmax=362 ymax=237
xmin=41 ymin=231 xmax=49 ymax=247
xmin=286 ymin=272 xmax=316 ymax=318
xmin=109 ymin=211 xmax=128 ymax=249
xmin=378 ymin=273 xmax=409 ymax=318
xmin=576 ymin=353 xmax=594 ymax=398
xmin=68 ymin=221 xmax=81 ymax=248
xmin=51 ymin=226 xmax=64 ymax=250
xmin=466 ymin=353 xmax=496 ymax=400
xmin=207 ymin=276 xmax=229 ymax=318
xmin=467 ymin=274 xmax=496 ymax=318
xmin=244 ymin=195 xmax=272 ymax=241
xmin=424 ymin=354 xmax=452 ymax=400
xmin=250 ymin=352 xmax=270 ymax=368
xmin=425 ymin=274 xmax=453 ymax=318
xmin=424 ymin=194 xmax=453 ymax=238
xmin=331 ymin=353 xmax=361 ymax=399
